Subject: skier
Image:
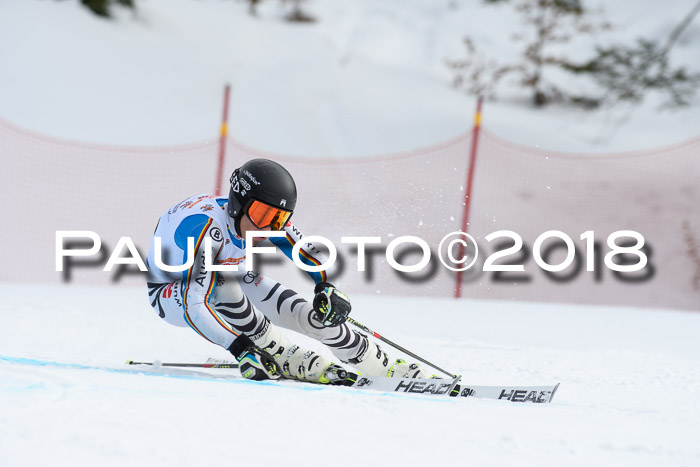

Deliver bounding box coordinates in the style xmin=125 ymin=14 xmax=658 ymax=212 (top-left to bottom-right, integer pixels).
xmin=145 ymin=158 xmax=427 ymax=384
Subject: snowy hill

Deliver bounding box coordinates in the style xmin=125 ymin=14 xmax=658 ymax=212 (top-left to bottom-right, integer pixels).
xmin=1 ymin=0 xmax=699 ymax=155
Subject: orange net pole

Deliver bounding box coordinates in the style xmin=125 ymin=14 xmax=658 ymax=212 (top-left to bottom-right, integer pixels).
xmin=455 ymin=97 xmax=483 ymax=299
xmin=215 ymin=83 xmax=231 ymax=196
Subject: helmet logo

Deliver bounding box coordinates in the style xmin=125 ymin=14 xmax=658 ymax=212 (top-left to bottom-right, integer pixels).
xmin=243 ymin=170 xmax=260 ymax=185
xmin=231 ymin=181 xmax=240 ymax=193
xmin=280 ymin=199 xmax=287 ymax=207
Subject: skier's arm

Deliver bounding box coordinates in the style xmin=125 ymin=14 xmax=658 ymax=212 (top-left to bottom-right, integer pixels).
xmin=175 ymin=214 xmax=239 ymax=348
xmin=268 ymin=222 xmax=332 ymax=284
xmin=268 ymin=222 xmax=351 ymax=327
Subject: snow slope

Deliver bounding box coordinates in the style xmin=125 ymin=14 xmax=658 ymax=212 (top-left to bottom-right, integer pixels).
xmin=1 ymin=0 xmax=699 ymax=155
xmin=1 ymin=284 xmax=699 ymax=467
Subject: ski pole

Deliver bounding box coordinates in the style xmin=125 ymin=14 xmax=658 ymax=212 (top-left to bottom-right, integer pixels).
xmin=126 ymin=360 xmax=238 ymax=369
xmin=345 ymin=317 xmax=458 ymax=379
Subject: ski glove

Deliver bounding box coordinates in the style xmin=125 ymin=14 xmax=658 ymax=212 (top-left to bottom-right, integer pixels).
xmin=312 ymin=282 xmax=351 ymax=327
xmin=229 ymin=334 xmax=282 ymax=381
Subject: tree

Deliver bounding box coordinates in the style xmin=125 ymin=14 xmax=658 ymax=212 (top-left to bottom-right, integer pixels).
xmin=244 ymin=0 xmax=316 ymax=22
xmin=563 ymin=0 xmax=700 ymax=109
xmin=282 ymin=0 xmax=316 ymax=23
xmin=80 ymin=0 xmax=134 ymax=19
xmin=447 ymin=0 xmax=611 ymax=106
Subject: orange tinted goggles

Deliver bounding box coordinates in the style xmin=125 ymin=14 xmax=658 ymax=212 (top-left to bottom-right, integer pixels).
xmin=247 ymin=200 xmax=292 ymax=231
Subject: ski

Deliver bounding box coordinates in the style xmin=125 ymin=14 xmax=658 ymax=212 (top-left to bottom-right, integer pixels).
xmin=125 ymin=359 xmax=238 ymax=369
xmin=322 ymin=374 xmax=559 ymax=403
xmin=126 ymin=359 xmax=559 ymax=403
xmin=451 ymin=382 xmax=560 ymax=403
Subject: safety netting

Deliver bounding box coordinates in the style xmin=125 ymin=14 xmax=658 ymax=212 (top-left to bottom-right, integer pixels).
xmin=1 ymin=117 xmax=699 ymax=310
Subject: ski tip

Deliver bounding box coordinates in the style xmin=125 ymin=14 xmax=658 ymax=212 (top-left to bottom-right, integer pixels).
xmin=125 ymin=360 xmax=133 ymax=365
xmin=549 ymin=383 xmax=561 ymax=403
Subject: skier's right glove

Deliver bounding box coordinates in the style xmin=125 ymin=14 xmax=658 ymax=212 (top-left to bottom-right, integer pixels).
xmin=229 ymin=334 xmax=282 ymax=381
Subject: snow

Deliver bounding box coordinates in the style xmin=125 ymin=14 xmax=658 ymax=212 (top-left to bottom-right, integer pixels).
xmin=0 ymin=0 xmax=699 ymax=155
xmin=1 ymin=284 xmax=699 ymax=467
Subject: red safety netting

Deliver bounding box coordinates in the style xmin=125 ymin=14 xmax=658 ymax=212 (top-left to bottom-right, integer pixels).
xmin=1 ymin=117 xmax=699 ymax=310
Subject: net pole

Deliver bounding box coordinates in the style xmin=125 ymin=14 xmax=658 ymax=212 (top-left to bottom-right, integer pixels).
xmin=455 ymin=97 xmax=483 ymax=298
xmin=214 ymin=83 xmax=231 ymax=195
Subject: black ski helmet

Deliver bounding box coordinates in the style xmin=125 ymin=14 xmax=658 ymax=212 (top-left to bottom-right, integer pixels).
xmin=227 ymin=158 xmax=297 ymax=235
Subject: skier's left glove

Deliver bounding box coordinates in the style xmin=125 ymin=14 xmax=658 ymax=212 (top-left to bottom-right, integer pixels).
xmin=313 ymin=282 xmax=351 ymax=327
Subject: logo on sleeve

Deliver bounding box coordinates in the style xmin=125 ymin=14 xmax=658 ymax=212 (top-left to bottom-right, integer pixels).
xmin=210 ymin=227 xmax=223 ymax=242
